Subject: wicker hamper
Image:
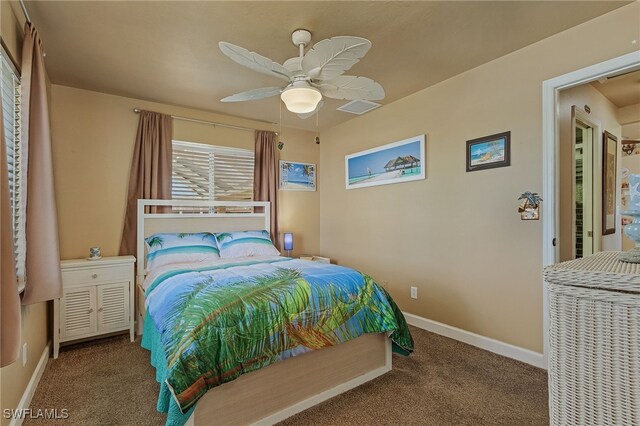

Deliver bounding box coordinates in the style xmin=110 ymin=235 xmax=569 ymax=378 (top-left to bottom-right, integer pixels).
xmin=544 ymin=252 xmax=640 ymax=426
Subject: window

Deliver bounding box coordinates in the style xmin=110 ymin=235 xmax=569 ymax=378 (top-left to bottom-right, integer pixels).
xmin=1 ymin=46 xmax=25 ymax=285
xmin=172 ymin=141 xmax=254 ymax=212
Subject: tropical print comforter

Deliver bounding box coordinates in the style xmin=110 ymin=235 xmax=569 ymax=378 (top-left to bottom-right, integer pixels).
xmin=141 ymin=256 xmax=413 ymax=424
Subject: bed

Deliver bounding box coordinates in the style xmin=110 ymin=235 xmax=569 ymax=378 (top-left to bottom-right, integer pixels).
xmin=136 ymin=200 xmax=413 ymax=426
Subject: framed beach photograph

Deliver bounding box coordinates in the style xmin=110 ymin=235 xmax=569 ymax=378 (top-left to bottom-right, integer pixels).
xmin=466 ymin=131 xmax=511 ymax=172
xmin=279 ymin=160 xmax=316 ymax=191
xmin=345 ymin=135 xmax=426 ymax=190
xmin=602 ymin=131 xmax=617 ymax=235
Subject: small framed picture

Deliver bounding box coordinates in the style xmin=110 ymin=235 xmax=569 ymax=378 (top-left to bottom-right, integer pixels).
xmin=279 ymin=161 xmax=316 ymax=191
xmin=602 ymin=131 xmax=617 ymax=235
xmin=466 ymin=131 xmax=511 ymax=172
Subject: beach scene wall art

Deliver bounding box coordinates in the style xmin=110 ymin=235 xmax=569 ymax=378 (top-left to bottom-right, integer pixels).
xmin=280 ymin=160 xmax=316 ymax=191
xmin=466 ymin=131 xmax=511 ymax=172
xmin=345 ymin=135 xmax=426 ymax=190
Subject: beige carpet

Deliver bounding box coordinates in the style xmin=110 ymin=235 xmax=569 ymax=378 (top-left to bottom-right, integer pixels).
xmin=26 ymin=326 xmax=548 ymax=425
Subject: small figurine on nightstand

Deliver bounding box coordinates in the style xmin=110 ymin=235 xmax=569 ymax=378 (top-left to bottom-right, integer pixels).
xmin=87 ymin=246 xmax=102 ymax=260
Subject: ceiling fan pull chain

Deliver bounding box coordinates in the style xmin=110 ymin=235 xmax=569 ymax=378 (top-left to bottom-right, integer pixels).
xmin=315 ymin=106 xmax=320 ymax=145
xmin=277 ymin=101 xmax=284 ymax=150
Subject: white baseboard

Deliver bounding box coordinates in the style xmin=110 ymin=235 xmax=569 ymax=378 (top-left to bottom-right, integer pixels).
xmin=403 ymin=312 xmax=546 ymax=370
xmin=8 ymin=341 xmax=51 ymax=426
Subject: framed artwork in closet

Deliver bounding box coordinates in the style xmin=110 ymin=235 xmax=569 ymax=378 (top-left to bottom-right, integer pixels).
xmin=602 ymin=130 xmax=618 ymax=235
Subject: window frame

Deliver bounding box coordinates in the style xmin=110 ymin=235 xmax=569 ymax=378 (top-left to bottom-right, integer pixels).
xmin=1 ymin=43 xmax=25 ymax=291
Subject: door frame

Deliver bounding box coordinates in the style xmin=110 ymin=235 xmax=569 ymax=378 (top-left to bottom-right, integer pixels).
xmin=541 ymin=50 xmax=640 ymax=365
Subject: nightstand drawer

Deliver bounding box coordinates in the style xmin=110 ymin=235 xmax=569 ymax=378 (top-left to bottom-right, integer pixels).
xmin=62 ymin=265 xmax=131 ymax=286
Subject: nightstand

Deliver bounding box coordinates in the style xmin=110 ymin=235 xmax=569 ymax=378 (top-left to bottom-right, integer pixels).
xmin=300 ymin=255 xmax=331 ymax=264
xmin=53 ymin=255 xmax=135 ymax=358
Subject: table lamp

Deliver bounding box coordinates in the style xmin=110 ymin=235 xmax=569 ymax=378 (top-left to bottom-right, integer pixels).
xmin=283 ymin=233 xmax=293 ymax=257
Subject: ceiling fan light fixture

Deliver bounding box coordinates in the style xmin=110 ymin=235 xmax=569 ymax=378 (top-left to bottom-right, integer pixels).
xmin=219 ymin=33 xmax=382 ymax=120
xmin=280 ymin=85 xmax=322 ymax=114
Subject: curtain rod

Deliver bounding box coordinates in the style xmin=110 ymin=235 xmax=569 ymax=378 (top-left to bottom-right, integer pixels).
xmin=19 ymin=0 xmax=31 ymax=23
xmin=133 ymin=108 xmax=277 ymax=135
xmin=18 ymin=1 xmax=46 ymax=57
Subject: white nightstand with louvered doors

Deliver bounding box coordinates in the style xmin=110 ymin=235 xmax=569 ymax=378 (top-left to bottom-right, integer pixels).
xmin=54 ymin=256 xmax=135 ymax=358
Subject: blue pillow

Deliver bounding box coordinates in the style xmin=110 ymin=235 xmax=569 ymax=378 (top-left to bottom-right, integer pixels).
xmin=145 ymin=232 xmax=220 ymax=271
xmin=214 ymin=230 xmax=280 ymax=258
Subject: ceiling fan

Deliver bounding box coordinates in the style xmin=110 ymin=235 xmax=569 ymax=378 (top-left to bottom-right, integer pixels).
xmin=219 ymin=29 xmax=384 ymax=119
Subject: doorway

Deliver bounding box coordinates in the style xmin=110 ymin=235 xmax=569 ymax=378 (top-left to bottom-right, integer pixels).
xmin=541 ymin=50 xmax=640 ymax=365
xmin=572 ymin=108 xmax=599 ymax=259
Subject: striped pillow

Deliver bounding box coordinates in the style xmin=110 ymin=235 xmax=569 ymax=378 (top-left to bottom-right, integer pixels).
xmin=145 ymin=233 xmax=220 ymax=271
xmin=215 ymin=230 xmax=280 ymax=258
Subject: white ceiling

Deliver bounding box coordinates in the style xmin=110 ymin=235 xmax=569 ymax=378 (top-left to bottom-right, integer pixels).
xmin=24 ymin=1 xmax=630 ymax=131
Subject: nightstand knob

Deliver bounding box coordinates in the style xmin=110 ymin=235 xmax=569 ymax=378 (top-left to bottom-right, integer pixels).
xmin=98 ymin=307 xmax=103 ymax=312
xmin=91 ymin=274 xmax=98 ymax=279
xmin=88 ymin=308 xmax=94 ymax=314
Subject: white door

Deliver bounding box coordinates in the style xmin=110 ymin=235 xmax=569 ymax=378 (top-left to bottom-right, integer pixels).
xmin=60 ymin=286 xmax=97 ymax=339
xmin=574 ymin=119 xmax=595 ymax=258
xmin=97 ymin=282 xmax=130 ymax=332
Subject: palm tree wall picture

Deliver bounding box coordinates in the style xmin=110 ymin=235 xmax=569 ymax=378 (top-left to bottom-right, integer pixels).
xmin=279 ymin=160 xmax=317 ymax=191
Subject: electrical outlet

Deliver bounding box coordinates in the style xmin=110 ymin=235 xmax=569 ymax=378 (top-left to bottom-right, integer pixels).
xmin=410 ymin=286 xmax=418 ymax=299
xmin=22 ymin=343 xmax=27 ymax=367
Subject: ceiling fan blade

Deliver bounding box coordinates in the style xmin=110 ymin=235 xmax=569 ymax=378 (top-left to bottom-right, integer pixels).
xmin=221 ymin=86 xmax=283 ymax=102
xmin=302 ymin=37 xmax=371 ymax=81
xmin=297 ymin=100 xmax=325 ymax=119
xmin=318 ymin=76 xmax=384 ymax=101
xmin=219 ymin=42 xmax=291 ymax=82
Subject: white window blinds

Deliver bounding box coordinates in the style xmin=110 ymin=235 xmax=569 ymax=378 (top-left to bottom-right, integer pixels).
xmin=1 ymin=47 xmax=25 ymax=284
xmin=172 ymin=141 xmax=254 ymax=212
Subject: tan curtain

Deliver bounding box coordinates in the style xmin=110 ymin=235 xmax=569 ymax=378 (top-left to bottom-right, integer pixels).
xmin=1 ymin=100 xmax=21 ymax=366
xmin=21 ymin=23 xmax=63 ymax=305
xmin=119 ymin=110 xmax=172 ymax=256
xmin=254 ymin=130 xmax=279 ymax=249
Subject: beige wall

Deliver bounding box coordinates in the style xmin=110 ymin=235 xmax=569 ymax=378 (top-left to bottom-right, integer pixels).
xmin=618 ymin=103 xmax=640 ymax=126
xmin=0 ymin=1 xmax=23 ymax=66
xmin=623 ymin=122 xmax=640 ymax=140
xmin=0 ymin=3 xmax=49 ymax=425
xmin=49 ymin=85 xmax=319 ymax=260
xmin=0 ymin=305 xmax=48 ymax=426
xmin=319 ymin=2 xmax=639 ymax=353
xmin=558 ymin=84 xmax=622 ymax=262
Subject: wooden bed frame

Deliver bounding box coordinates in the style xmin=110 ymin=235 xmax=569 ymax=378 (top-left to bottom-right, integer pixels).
xmin=136 ymin=199 xmax=392 ymax=425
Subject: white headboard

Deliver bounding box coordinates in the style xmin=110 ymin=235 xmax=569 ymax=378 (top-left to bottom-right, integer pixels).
xmin=136 ymin=199 xmax=270 ymax=283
